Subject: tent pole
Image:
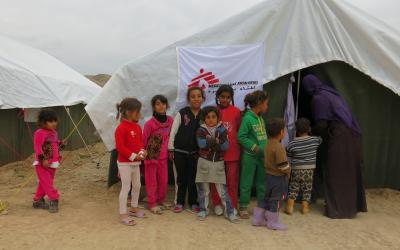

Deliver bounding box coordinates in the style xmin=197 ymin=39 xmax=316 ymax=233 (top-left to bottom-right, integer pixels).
xmin=64 ymin=107 xmax=96 ymax=164
xmin=295 ymin=70 xmax=301 ymax=120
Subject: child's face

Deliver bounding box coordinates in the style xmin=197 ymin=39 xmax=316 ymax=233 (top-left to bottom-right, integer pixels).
xmin=44 ymin=120 xmax=57 ymax=130
xmin=127 ymin=110 xmax=141 ymax=122
xmin=154 ymin=100 xmax=167 ymax=114
xmin=259 ymin=99 xmax=269 ymax=114
xmin=218 ymin=91 xmax=232 ymax=108
xmin=188 ymin=90 xmax=203 ymax=109
xmin=204 ymin=111 xmax=218 ymax=127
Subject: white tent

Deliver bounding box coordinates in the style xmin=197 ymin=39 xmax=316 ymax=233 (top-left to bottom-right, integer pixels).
xmin=0 ymin=35 xmax=101 ymax=109
xmin=86 ymin=0 xmax=400 ymax=150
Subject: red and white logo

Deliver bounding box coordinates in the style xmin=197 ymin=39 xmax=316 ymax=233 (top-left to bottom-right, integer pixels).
xmin=187 ymin=68 xmax=219 ymax=90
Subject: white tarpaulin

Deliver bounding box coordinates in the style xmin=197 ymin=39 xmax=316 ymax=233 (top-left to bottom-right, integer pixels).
xmin=0 ymin=35 xmax=101 ymax=109
xmin=177 ymin=43 xmax=264 ymax=111
xmin=86 ymin=0 xmax=400 ymax=150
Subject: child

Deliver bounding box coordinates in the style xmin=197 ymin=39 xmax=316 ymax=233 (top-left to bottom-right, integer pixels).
xmin=115 ymin=98 xmax=147 ymax=226
xmin=168 ymin=86 xmax=205 ymax=213
xmin=32 ymin=109 xmax=64 ymax=213
xmin=210 ymin=85 xmax=241 ymax=216
xmin=237 ymin=90 xmax=269 ymax=219
xmin=143 ymin=95 xmax=173 ymax=214
xmin=254 ymin=118 xmax=290 ymax=230
xmin=285 ymin=118 xmax=322 ymax=214
xmin=195 ymin=106 xmax=238 ymax=222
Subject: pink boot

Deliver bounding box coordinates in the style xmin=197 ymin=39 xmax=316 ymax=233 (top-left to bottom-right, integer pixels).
xmin=265 ymin=211 xmax=287 ymax=231
xmin=252 ymin=207 xmax=267 ymax=226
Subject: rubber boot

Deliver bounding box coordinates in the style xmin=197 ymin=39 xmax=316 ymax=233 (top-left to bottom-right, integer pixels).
xmin=265 ymin=211 xmax=288 ymax=231
xmin=285 ymin=198 xmax=295 ymax=215
xmin=301 ymin=201 xmax=310 ymax=214
xmin=252 ymin=207 xmax=267 ymax=226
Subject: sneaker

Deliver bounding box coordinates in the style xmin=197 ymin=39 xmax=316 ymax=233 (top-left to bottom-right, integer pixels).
xmin=197 ymin=211 xmax=207 ymax=221
xmin=33 ymin=198 xmax=49 ymax=210
xmin=191 ymin=205 xmax=200 ymax=213
xmin=214 ymin=205 xmax=224 ymax=216
xmin=228 ymin=213 xmax=239 ymax=223
xmin=173 ymin=204 xmax=184 ymax=213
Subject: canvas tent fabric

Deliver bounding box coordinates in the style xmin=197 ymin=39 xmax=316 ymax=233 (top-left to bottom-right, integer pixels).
xmin=0 ymin=35 xmax=101 ymax=109
xmin=86 ymin=0 xmax=400 ymax=151
xmin=86 ymin=0 xmax=400 ymax=188
xmin=0 ymin=36 xmax=101 ymax=166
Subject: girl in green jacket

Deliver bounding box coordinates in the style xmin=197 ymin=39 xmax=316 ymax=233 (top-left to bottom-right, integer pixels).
xmin=238 ymin=90 xmax=269 ymax=219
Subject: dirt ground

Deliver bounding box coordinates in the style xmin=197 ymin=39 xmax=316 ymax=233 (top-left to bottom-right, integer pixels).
xmin=1 ymin=143 xmax=400 ymax=250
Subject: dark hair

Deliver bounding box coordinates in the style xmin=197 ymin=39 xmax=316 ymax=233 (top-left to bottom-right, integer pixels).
xmin=116 ymin=97 xmax=142 ymax=120
xmin=187 ymin=86 xmax=205 ymax=102
xmin=243 ymin=90 xmax=268 ymax=111
xmin=295 ymin=118 xmax=311 ymax=135
xmin=216 ymin=84 xmax=235 ymax=106
xmin=151 ymin=95 xmax=169 ymax=110
xmin=266 ymin=118 xmax=285 ymax=138
xmin=37 ymin=109 xmax=58 ymax=127
xmin=200 ymin=106 xmax=220 ymax=122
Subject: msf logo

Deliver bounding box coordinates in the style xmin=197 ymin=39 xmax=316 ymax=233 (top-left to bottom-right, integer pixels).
xmin=187 ymin=68 xmax=220 ymax=90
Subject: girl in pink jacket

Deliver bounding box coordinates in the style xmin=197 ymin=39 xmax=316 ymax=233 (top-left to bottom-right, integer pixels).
xmin=143 ymin=95 xmax=173 ymax=214
xmin=32 ymin=109 xmax=65 ymax=213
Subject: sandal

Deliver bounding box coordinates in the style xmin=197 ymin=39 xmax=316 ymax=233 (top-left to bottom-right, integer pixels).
xmin=128 ymin=209 xmax=146 ymax=218
xmin=120 ymin=216 xmax=136 ymax=226
xmin=150 ymin=206 xmax=163 ymax=215
xmin=239 ymin=208 xmax=249 ymax=219
xmin=159 ymin=202 xmax=172 ymax=210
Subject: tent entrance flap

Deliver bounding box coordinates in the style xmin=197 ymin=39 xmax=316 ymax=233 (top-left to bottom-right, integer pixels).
xmin=263 ymin=60 xmax=400 ymax=190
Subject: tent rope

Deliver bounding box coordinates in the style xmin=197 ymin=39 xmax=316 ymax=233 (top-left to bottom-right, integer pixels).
xmin=0 ymin=136 xmax=24 ymax=159
xmin=63 ymin=107 xmax=99 ymax=166
xmin=63 ymin=112 xmax=88 ymax=141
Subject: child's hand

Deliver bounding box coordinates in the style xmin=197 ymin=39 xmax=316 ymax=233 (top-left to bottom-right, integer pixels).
xmin=168 ymin=151 xmax=174 ymax=161
xmin=136 ymin=150 xmax=146 ymax=160
xmin=42 ymin=160 xmax=49 ymax=168
xmin=59 ymin=139 xmax=67 ymax=150
xmin=141 ymin=150 xmax=148 ymax=159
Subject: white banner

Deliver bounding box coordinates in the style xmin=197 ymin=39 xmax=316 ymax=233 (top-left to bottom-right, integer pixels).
xmin=176 ymin=43 xmax=265 ymax=111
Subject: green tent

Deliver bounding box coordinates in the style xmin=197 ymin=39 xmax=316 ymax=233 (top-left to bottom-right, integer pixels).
xmin=0 ymin=105 xmax=99 ymax=166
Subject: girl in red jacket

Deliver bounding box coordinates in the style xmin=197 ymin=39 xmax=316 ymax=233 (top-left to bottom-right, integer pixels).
xmin=210 ymin=85 xmax=242 ymax=216
xmin=115 ymin=98 xmax=147 ymax=226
